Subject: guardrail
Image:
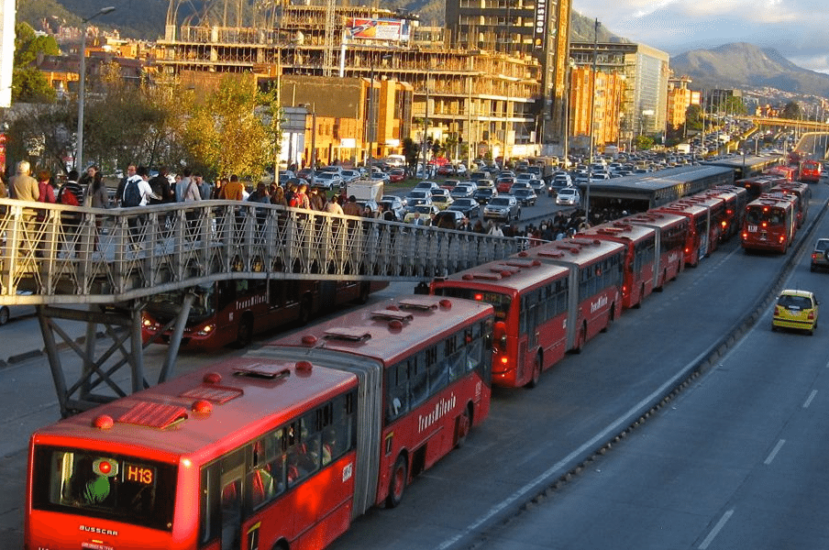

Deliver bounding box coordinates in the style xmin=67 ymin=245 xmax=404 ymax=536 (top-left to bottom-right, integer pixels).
xmin=0 ymin=199 xmax=521 ymax=305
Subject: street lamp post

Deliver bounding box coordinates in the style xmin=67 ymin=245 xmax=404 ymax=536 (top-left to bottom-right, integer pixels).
xmin=76 ymin=6 xmax=115 ymax=171
xmin=585 ymin=18 xmax=599 ymax=225
xmin=366 ymin=54 xmax=391 ymax=173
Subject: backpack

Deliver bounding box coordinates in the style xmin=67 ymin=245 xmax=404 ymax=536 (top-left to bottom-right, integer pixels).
xmin=122 ymin=178 xmax=142 ymax=207
xmin=59 ymin=186 xmax=79 ymax=206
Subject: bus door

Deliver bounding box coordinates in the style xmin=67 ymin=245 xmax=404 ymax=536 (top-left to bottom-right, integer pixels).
xmin=220 ymin=449 xmax=245 ymax=550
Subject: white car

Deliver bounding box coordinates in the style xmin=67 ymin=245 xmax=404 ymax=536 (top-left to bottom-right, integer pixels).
xmin=555 ymin=187 xmax=581 ymax=206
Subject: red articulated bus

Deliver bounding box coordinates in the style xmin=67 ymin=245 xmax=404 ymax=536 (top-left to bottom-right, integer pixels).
xmin=765 ymin=164 xmax=798 ymax=183
xmin=800 ymin=159 xmax=822 ymax=183
xmin=577 ymin=222 xmax=657 ymax=310
xmin=741 ymin=194 xmax=798 ymax=254
xmin=142 ymin=279 xmax=387 ymax=350
xmin=707 ymin=185 xmax=748 ymax=241
xmin=652 ymin=201 xmax=712 ymax=268
xmin=432 ymin=258 xmax=570 ymax=388
xmin=517 ymin=238 xmax=625 ymax=353
xmin=771 ymin=182 xmax=811 ymax=229
xmin=677 ymin=195 xmax=724 ymax=254
xmin=737 ymin=175 xmax=781 ymax=201
xmin=26 ymin=295 xmax=494 ymax=550
xmin=624 ymin=211 xmax=688 ymax=290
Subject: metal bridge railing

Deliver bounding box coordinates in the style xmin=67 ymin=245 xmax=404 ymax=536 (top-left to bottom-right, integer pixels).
xmin=0 ymin=199 xmax=521 ymax=305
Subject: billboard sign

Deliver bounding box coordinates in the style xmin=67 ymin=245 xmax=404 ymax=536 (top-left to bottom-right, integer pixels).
xmin=347 ymin=18 xmax=410 ymax=43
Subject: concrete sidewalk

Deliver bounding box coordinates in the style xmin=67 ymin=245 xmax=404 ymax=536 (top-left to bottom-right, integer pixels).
xmin=0 ymin=305 xmax=102 ymax=368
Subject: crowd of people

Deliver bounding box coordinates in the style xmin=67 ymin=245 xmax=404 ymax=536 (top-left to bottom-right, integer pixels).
xmin=1 ymin=160 xmax=608 ymax=260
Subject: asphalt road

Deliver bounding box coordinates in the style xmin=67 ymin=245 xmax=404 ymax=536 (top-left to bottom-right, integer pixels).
xmin=468 ymin=198 xmax=829 ymax=550
xmin=2 ymin=181 xmax=826 ymax=549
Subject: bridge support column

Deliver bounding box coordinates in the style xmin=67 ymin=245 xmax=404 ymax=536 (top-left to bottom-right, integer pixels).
xmin=37 ymin=302 xmax=152 ymax=417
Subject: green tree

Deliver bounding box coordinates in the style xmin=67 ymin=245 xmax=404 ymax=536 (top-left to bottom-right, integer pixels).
xmin=401 ymin=137 xmax=420 ymax=172
xmin=781 ymin=101 xmax=802 ymax=120
xmin=634 ymin=134 xmax=654 ymax=151
xmin=184 ymin=73 xmax=276 ymax=180
xmin=13 ymin=22 xmax=59 ymax=103
xmin=685 ymin=104 xmax=703 ymax=132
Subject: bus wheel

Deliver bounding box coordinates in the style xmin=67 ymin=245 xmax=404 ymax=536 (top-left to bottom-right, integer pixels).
xmin=298 ymin=296 xmax=312 ymax=326
xmin=634 ymin=285 xmax=645 ymax=309
xmin=526 ymin=354 xmax=542 ymax=388
xmin=0 ymin=306 xmax=9 ymax=326
xmin=236 ymin=315 xmax=253 ymax=347
xmin=357 ymin=282 xmax=371 ymax=304
xmin=455 ymin=405 xmax=472 ymax=448
xmin=573 ymin=323 xmax=586 ymax=354
xmin=386 ymin=455 xmax=408 ymax=508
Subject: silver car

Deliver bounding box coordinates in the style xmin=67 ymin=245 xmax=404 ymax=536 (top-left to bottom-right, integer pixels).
xmin=484 ymin=195 xmax=521 ymax=221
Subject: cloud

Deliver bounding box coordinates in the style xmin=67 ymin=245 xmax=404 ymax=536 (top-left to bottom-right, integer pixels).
xmin=573 ymin=0 xmax=829 ymax=77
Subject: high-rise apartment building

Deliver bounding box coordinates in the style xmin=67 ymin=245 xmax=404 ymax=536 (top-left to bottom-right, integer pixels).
xmin=570 ymin=42 xmax=669 ymax=147
xmin=667 ymin=75 xmax=695 ymax=130
xmin=445 ymin=0 xmax=572 ymax=147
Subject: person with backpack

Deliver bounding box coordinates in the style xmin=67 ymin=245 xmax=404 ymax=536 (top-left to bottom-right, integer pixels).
xmin=122 ymin=166 xmax=159 ymax=250
xmin=58 ymin=170 xmax=85 ymax=257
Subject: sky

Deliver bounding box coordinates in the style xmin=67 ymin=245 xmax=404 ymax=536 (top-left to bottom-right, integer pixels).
xmin=572 ymin=0 xmax=829 ymax=74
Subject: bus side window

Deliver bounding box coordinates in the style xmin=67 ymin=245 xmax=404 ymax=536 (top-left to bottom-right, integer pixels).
xmin=199 ymin=462 xmax=222 ymax=545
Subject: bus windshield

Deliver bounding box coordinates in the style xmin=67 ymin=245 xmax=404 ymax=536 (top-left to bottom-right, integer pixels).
xmin=746 ymin=207 xmax=784 ymax=226
xmin=146 ymin=284 xmax=216 ymax=325
xmin=434 ymin=287 xmax=512 ymax=320
xmin=32 ymin=446 xmax=177 ymax=531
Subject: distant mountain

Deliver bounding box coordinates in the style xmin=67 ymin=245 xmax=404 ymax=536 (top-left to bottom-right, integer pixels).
xmin=671 ymin=43 xmax=829 ymax=97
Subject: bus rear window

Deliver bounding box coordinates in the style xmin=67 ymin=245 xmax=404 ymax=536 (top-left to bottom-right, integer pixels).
xmin=32 ymin=446 xmax=177 ymax=532
xmin=434 ymin=287 xmax=511 ymax=319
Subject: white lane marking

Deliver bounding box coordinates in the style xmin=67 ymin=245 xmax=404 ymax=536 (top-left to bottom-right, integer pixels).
xmin=764 ymin=439 xmax=786 ymax=465
xmin=698 ymin=509 xmax=735 ymax=549
xmin=436 ymin=343 xmax=721 ymax=549
xmin=803 ymin=390 xmax=818 ymax=409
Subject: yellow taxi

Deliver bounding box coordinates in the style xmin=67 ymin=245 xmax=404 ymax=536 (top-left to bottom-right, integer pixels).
xmin=772 ymin=289 xmax=819 ymax=335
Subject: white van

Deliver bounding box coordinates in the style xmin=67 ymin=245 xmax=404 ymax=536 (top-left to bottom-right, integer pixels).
xmin=385 ymin=155 xmax=406 ymax=167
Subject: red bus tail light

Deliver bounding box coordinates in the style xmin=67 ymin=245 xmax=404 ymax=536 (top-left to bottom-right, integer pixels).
xmin=808 ymin=311 xmax=816 ymax=320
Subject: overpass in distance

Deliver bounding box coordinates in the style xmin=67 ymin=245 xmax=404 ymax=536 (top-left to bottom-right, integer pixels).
xmin=0 ymin=198 xmax=521 ymax=415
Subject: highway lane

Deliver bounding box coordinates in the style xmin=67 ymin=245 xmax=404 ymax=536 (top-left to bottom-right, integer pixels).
xmin=469 ymin=196 xmax=829 ymax=550
xmin=329 ymin=184 xmax=829 ymax=550
xmin=1 ymin=183 xmax=825 ymax=549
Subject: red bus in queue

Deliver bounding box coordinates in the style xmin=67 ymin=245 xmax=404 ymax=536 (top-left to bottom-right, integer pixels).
xmin=800 ymin=159 xmax=822 ymax=183
xmin=141 ymin=279 xmax=387 ymax=349
xmin=517 ymin=238 xmax=625 ymax=353
xmin=26 ymin=294 xmax=494 ymax=550
xmin=737 ymin=175 xmax=781 ymax=201
xmin=577 ymin=222 xmax=657 ymax=310
xmin=707 ymin=185 xmax=748 ymax=241
xmin=677 ymin=195 xmax=724 ymax=253
xmin=432 ymin=258 xmax=570 ymax=388
xmin=652 ymin=200 xmax=712 ymax=268
xmin=741 ymin=193 xmax=798 ymax=254
xmin=623 ymin=211 xmax=688 ymax=290
xmin=771 ymin=182 xmax=811 ymax=229
xmin=765 ymin=164 xmax=798 ymax=183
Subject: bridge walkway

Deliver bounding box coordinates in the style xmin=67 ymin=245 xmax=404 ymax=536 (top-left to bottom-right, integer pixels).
xmin=0 ymin=199 xmax=522 ymax=415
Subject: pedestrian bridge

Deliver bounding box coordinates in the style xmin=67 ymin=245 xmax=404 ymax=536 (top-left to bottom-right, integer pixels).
xmin=0 ymin=198 xmax=521 ymax=416
xmin=1 ymin=199 xmax=520 ymax=306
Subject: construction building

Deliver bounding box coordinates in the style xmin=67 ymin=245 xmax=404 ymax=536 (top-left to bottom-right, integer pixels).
xmin=445 ymin=0 xmax=573 ymax=151
xmin=156 ymin=1 xmax=543 ymax=165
